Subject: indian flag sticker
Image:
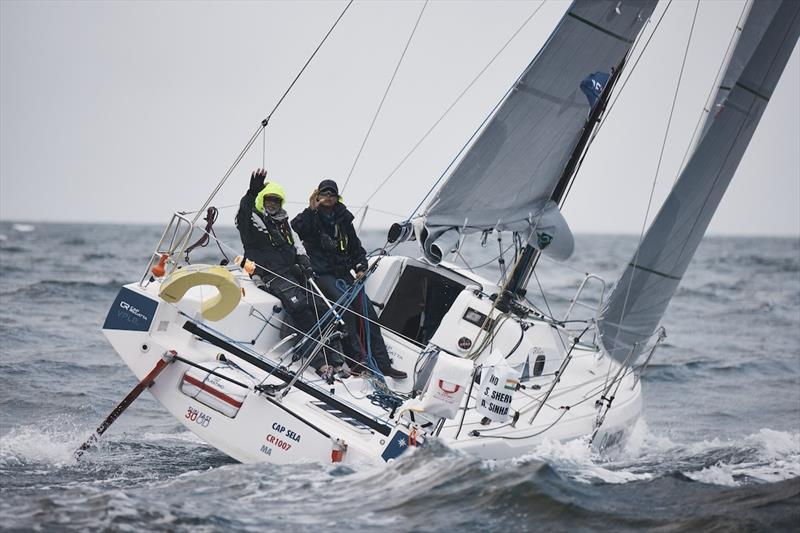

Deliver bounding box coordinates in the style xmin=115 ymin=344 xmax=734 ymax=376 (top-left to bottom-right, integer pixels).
xmin=504 ymin=378 xmax=517 ymax=391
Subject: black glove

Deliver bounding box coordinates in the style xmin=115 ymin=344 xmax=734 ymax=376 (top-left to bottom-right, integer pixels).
xmin=297 ymin=254 xmax=314 ymax=279
xmin=249 ymin=168 xmax=267 ymax=193
xmin=319 ymin=233 xmax=338 ymax=252
xmin=354 ymin=262 xmax=367 ymax=274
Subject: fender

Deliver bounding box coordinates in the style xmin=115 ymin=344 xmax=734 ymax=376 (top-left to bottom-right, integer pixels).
xmin=159 ymin=265 xmax=241 ymax=321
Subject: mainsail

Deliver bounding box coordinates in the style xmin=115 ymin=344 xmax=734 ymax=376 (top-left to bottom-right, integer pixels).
xmin=419 ymin=0 xmax=656 ymax=262
xmin=597 ymin=0 xmax=800 ymax=363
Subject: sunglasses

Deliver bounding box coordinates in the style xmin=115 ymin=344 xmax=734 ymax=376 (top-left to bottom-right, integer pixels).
xmin=318 ymin=190 xmax=337 ymax=198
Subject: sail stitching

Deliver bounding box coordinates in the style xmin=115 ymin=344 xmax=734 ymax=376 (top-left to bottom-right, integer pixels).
xmin=734 ymin=81 xmax=770 ymax=101
xmin=566 ymin=12 xmax=634 ymax=43
xmin=628 ymin=262 xmax=681 ymax=281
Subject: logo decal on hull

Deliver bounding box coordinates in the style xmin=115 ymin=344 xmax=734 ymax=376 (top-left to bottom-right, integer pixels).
xmin=103 ymin=287 xmax=158 ymax=332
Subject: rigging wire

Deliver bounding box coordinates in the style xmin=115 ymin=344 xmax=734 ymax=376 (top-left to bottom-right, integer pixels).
xmin=595 ymin=0 xmax=674 ymax=132
xmin=263 ymin=0 xmax=354 ymax=128
xmin=180 ymin=0 xmax=353 ymax=237
xmin=607 ymin=0 xmax=701 ymax=357
xmin=674 ymin=0 xmax=752 ymax=181
xmin=353 ymin=0 xmax=549 ymax=219
xmin=560 ymin=0 xmax=673 ymax=206
xmin=169 ymin=221 xmax=423 ymax=348
xmin=341 ymin=0 xmax=429 ymax=194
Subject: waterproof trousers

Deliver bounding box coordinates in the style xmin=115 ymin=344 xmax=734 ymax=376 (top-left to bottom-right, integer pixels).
xmin=312 ymin=274 xmax=393 ymax=371
xmin=264 ymin=274 xmax=343 ymax=370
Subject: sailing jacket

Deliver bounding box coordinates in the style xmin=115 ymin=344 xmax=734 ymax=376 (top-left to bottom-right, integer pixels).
xmin=235 ymin=186 xmax=301 ymax=281
xmin=291 ymin=203 xmax=367 ymax=278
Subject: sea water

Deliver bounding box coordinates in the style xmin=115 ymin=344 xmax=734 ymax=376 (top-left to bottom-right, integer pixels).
xmin=1 ymin=221 xmax=798 ymax=531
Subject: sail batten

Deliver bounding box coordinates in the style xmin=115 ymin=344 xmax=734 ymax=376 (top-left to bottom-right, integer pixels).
xmin=420 ymin=0 xmax=657 ymax=262
xmin=597 ymin=0 xmax=800 ymax=364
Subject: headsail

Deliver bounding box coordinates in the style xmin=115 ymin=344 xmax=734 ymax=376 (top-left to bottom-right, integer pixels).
xmin=694 ymin=0 xmax=783 ymax=146
xmin=419 ymin=0 xmax=656 ymax=262
xmin=597 ymin=0 xmax=800 ymax=363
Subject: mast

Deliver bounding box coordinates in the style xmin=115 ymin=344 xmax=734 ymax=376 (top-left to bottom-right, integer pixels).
xmin=505 ymin=57 xmax=626 ymax=299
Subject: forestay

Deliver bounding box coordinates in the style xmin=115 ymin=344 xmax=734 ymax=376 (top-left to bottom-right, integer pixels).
xmin=696 ymin=0 xmax=783 ymax=144
xmin=421 ymin=0 xmax=656 ymax=260
xmin=597 ymin=0 xmax=800 ymax=363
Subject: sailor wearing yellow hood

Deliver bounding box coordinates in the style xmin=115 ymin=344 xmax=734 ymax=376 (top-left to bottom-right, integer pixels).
xmin=236 ymin=169 xmax=344 ymax=375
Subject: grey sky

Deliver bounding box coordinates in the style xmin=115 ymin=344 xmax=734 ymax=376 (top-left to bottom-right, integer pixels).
xmin=1 ymin=0 xmax=797 ymax=236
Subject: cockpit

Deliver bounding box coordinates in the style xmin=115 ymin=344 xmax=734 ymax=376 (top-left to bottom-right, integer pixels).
xmin=363 ymin=257 xmax=478 ymax=346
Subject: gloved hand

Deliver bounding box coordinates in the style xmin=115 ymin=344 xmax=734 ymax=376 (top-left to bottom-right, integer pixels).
xmin=320 ymin=233 xmax=338 ymax=252
xmin=297 ymin=254 xmax=314 ymax=279
xmin=309 ymin=189 xmax=320 ymax=210
xmin=249 ymin=168 xmax=267 ymax=193
xmin=354 ymin=262 xmax=367 ymax=280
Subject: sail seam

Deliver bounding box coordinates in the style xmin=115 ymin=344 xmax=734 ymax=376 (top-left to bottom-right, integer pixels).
xmin=734 ymin=81 xmax=770 ymax=101
xmin=628 ymin=263 xmax=681 ymax=280
xmin=567 ymin=12 xmax=634 ymax=43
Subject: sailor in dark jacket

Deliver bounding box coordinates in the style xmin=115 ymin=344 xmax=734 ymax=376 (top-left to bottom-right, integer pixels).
xmin=291 ymin=179 xmax=407 ymax=379
xmin=236 ymin=169 xmax=344 ymax=377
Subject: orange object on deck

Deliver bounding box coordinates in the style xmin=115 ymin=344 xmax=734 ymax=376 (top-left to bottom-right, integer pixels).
xmin=151 ymin=253 xmax=170 ymax=277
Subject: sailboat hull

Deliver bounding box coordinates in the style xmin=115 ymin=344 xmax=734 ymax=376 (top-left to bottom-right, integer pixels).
xmin=102 ymin=257 xmax=642 ymax=465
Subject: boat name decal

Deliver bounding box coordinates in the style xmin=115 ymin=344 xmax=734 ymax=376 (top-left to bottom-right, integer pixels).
xmin=264 ymin=433 xmax=293 ymax=451
xmin=185 ymin=406 xmax=211 ymax=428
xmin=271 ymin=422 xmax=302 ymax=443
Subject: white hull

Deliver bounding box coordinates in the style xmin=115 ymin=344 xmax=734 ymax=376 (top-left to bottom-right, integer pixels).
xmin=102 ymin=256 xmax=641 ymax=465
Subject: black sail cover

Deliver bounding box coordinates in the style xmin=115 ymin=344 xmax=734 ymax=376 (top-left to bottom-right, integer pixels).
xmin=421 ymin=0 xmax=657 ymax=262
xmin=597 ymin=0 xmax=800 ymax=363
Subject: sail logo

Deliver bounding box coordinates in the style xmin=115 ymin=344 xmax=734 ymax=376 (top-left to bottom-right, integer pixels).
xmin=536 ymin=232 xmax=553 ymax=249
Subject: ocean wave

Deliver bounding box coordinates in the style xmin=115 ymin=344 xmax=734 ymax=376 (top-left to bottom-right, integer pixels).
xmin=0 ymin=279 xmax=125 ymax=299
xmin=1 ymin=424 xmax=798 ymax=532
xmin=609 ymin=422 xmax=800 ymax=487
xmin=0 ymin=245 xmax=28 ymax=254
xmin=642 ymin=357 xmax=793 ymax=381
xmin=718 ymin=253 xmax=800 ymax=273
xmin=82 ymin=252 xmax=116 ymax=261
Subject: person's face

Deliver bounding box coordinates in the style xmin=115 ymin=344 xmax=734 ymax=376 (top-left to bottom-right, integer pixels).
xmin=263 ymin=195 xmax=281 ymax=215
xmin=317 ymin=190 xmax=337 ymax=208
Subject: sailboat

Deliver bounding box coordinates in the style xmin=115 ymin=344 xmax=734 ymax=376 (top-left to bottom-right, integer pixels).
xmin=93 ymin=0 xmax=799 ymax=465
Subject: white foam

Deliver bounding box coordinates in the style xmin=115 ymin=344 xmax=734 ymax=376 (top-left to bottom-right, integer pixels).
xmin=11 ymin=223 xmax=35 ymax=232
xmin=620 ymin=418 xmax=677 ymax=457
xmin=0 ymin=425 xmax=84 ymax=466
xmin=502 ymin=421 xmax=800 ymax=487
xmin=685 ymin=463 xmax=738 ymax=486
xmin=510 ymin=435 xmax=654 ymax=484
